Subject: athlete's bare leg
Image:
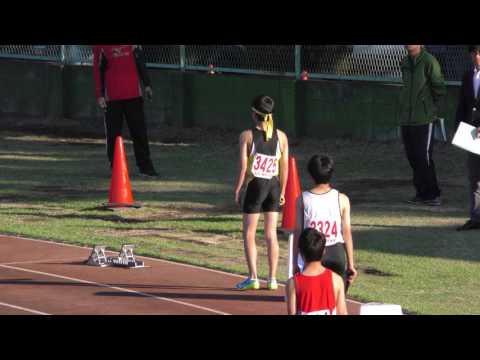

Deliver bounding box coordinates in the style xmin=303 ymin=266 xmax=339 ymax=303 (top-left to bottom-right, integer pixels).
xmin=243 ymin=213 xmax=261 ymax=279
xmin=264 ymin=211 xmax=279 ymax=280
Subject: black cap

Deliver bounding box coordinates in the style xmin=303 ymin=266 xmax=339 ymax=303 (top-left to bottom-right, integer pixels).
xmin=251 ymin=95 xmax=274 ymax=115
xmin=468 ymin=45 xmax=480 ymax=53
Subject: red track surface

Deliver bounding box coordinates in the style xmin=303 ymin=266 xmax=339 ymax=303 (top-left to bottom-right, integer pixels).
xmin=0 ymin=235 xmax=362 ymax=315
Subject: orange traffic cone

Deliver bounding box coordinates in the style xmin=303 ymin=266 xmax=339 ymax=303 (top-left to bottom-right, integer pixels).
xmin=105 ymin=136 xmax=142 ymax=209
xmin=282 ymin=156 xmax=302 ymax=232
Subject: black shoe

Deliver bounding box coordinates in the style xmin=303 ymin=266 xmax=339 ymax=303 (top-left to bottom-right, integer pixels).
xmin=422 ymin=197 xmax=441 ymax=206
xmin=139 ymin=168 xmax=159 ymax=178
xmin=407 ymin=196 xmax=424 ymax=205
xmin=456 ymin=220 xmax=480 ymax=231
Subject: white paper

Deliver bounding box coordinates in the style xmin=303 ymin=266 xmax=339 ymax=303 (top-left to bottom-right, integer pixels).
xmin=452 ymin=122 xmax=480 ymax=155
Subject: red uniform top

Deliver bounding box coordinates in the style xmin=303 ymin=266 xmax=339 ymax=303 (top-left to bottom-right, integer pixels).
xmin=93 ymin=45 xmax=143 ymax=101
xmin=294 ymin=269 xmax=337 ymax=315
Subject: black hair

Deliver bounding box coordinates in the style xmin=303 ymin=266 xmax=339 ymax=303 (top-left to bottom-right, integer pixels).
xmin=251 ymin=95 xmax=274 ymax=122
xmin=299 ymin=228 xmax=327 ymax=263
xmin=307 ymin=154 xmax=334 ymax=185
xmin=468 ymin=45 xmax=480 ymax=53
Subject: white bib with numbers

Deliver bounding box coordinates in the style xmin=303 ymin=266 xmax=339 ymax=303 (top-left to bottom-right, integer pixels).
xmin=250 ymin=152 xmax=279 ymax=179
xmin=302 ymin=189 xmax=344 ymax=247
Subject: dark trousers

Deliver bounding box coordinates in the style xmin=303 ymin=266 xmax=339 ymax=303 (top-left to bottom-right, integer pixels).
xmin=467 ymin=153 xmax=480 ymax=222
xmin=104 ymin=97 xmax=153 ymax=171
xmin=401 ymin=123 xmax=441 ymax=200
xmin=322 ymin=243 xmax=348 ymax=293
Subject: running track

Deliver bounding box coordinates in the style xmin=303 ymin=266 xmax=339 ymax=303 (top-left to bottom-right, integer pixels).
xmin=0 ymin=235 xmax=362 ymax=315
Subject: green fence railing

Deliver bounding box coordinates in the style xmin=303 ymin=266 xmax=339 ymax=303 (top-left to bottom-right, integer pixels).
xmin=0 ymin=45 xmax=472 ymax=84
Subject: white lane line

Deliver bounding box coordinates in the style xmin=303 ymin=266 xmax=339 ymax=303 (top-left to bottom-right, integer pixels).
xmin=0 ymin=301 xmax=50 ymax=315
xmin=0 ymin=263 xmax=229 ymax=315
xmin=1 ymin=257 xmax=86 ymax=266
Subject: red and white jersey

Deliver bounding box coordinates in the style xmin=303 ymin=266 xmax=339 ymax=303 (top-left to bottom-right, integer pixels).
xmin=93 ymin=45 xmax=142 ymax=101
xmin=294 ymin=269 xmax=337 ymax=315
xmin=302 ymin=189 xmax=344 ymax=247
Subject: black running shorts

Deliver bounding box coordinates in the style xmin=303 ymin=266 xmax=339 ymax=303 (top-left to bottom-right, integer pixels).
xmin=322 ymin=243 xmax=348 ymax=291
xmin=242 ymin=177 xmax=281 ymax=214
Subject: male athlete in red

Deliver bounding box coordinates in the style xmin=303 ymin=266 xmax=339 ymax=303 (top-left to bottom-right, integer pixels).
xmin=286 ymin=228 xmax=347 ymax=315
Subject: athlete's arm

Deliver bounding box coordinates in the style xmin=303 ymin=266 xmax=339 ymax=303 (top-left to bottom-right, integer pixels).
xmin=93 ymin=46 xmax=106 ymax=109
xmin=277 ymin=130 xmax=289 ymax=205
xmin=340 ymin=193 xmax=357 ymax=285
xmin=332 ymin=272 xmax=348 ymax=315
xmin=234 ymin=131 xmax=251 ymax=205
xmin=286 ymin=277 xmax=297 ymax=315
xmin=293 ymin=196 xmax=304 ymax=274
xmin=133 ymin=45 xmax=153 ymax=100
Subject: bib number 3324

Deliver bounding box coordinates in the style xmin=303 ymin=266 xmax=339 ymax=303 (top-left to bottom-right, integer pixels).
xmin=251 ymin=153 xmax=278 ymax=179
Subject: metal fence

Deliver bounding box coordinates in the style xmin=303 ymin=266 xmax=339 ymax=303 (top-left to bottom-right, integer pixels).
xmin=0 ymin=45 xmax=62 ymax=62
xmin=0 ymin=45 xmax=472 ymax=84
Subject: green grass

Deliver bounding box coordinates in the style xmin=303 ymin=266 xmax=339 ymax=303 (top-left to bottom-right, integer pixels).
xmin=1 ymin=131 xmax=479 ymax=314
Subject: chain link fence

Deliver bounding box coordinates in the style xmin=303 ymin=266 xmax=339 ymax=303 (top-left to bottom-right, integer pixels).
xmin=0 ymin=45 xmax=62 ymax=61
xmin=183 ymin=45 xmax=295 ymax=75
xmin=62 ymin=45 xmax=93 ymax=64
xmin=425 ymin=45 xmax=471 ymax=82
xmin=143 ymin=45 xmax=181 ymax=68
xmin=0 ymin=45 xmax=472 ymax=83
xmin=303 ymin=45 xmax=406 ymax=81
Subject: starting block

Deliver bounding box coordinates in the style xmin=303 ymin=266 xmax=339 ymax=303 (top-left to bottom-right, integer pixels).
xmin=107 ymin=244 xmax=145 ymax=269
xmin=86 ymin=246 xmax=109 ymax=267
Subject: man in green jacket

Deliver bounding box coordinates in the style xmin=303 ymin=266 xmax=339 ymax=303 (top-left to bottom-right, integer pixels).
xmin=398 ymin=45 xmax=447 ymax=206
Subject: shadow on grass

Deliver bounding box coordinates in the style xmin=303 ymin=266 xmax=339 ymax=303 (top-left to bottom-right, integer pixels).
xmin=4 ymin=210 xmax=241 ymax=226
xmin=5 ymin=212 xmax=154 ymax=224
xmin=96 ymin=226 xmax=241 ymax=237
xmin=171 ymin=217 xmax=239 ymax=223
xmin=0 ymin=181 xmax=231 ymax=207
xmin=355 ymin=223 xmax=480 ymax=262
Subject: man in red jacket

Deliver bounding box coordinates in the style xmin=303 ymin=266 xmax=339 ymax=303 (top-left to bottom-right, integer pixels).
xmin=93 ymin=45 xmax=158 ymax=177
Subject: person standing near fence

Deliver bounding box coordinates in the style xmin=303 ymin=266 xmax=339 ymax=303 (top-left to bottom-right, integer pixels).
xmin=234 ymin=95 xmax=289 ymax=291
xmin=455 ymin=45 xmax=480 ymax=231
xmin=93 ymin=45 xmax=158 ymax=177
xmin=398 ymin=45 xmax=446 ymax=206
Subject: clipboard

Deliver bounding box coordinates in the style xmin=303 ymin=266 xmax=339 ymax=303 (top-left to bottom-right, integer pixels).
xmin=452 ymin=121 xmax=480 ymax=155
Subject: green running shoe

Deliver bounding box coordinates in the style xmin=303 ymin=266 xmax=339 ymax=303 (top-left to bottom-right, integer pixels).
xmin=267 ymin=279 xmax=278 ymax=291
xmin=236 ymin=278 xmax=260 ymax=290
